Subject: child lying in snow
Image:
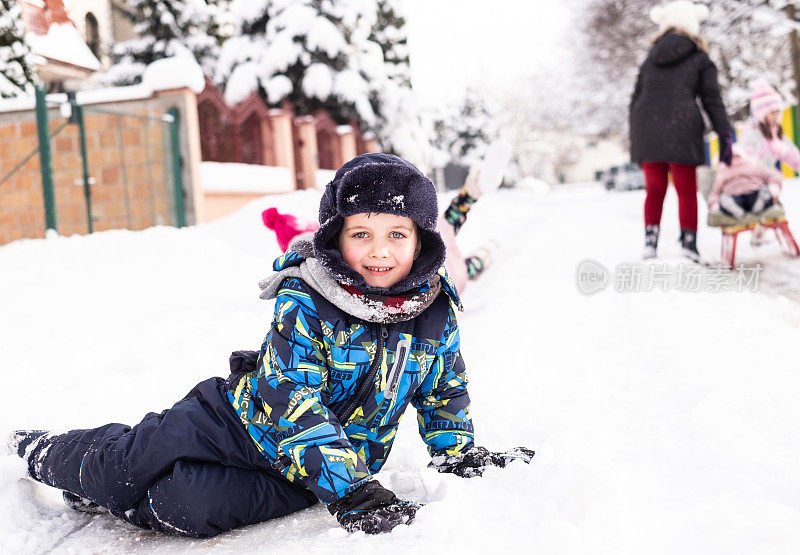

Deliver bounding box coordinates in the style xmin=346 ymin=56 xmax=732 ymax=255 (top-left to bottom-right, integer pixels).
xmin=11 ymin=153 xmax=533 ymax=538
xmin=708 ymin=145 xmax=782 ymax=220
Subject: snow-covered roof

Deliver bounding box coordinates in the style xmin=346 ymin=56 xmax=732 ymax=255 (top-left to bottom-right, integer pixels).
xmin=26 ymin=22 xmax=101 ymax=72
xmin=0 ymin=56 xmax=206 ymax=114
xmin=0 ymin=85 xmax=151 ymax=113
xmin=141 ymin=56 xmax=205 ymax=95
xmin=21 ymin=0 xmax=101 ymax=73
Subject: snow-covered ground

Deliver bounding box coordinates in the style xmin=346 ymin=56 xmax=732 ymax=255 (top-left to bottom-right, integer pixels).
xmin=1 ymin=182 xmax=800 ymax=554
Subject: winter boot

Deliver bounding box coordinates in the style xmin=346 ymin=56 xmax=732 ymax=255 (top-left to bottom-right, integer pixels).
xmin=8 ymin=430 xmax=48 ymax=480
xmin=680 ymin=229 xmax=701 ymax=263
xmin=63 ymin=491 xmax=105 ymax=514
xmin=9 ymin=430 xmax=47 ymax=460
xmin=474 ymin=138 xmax=512 ymax=196
xmin=718 ymin=193 xmax=745 ymax=219
xmin=464 ymin=255 xmax=485 ymax=280
xmin=465 ymin=240 xmax=498 ymax=280
xmin=643 ymin=225 xmax=659 ymax=259
xmin=750 ymin=186 xmax=774 ymax=215
xmin=462 ymin=165 xmax=483 ymax=200
xmin=443 ymin=188 xmax=479 ymax=234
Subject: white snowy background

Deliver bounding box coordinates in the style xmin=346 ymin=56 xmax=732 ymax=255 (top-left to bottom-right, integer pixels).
xmin=1 ymin=178 xmax=800 ymax=554
xmin=3 ymin=1 xmax=800 ymax=552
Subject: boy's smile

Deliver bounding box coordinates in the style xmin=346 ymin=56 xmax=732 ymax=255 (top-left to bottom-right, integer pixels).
xmin=339 ymin=213 xmax=421 ymax=289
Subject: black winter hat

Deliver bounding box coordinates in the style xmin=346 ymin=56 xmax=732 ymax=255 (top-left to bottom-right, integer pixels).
xmin=313 ymin=153 xmax=446 ymax=296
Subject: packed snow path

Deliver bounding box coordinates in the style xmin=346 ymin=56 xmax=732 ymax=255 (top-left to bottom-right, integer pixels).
xmin=1 ymin=183 xmax=799 ymax=554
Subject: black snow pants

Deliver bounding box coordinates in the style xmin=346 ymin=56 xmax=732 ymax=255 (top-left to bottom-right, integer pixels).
xmin=25 ymin=377 xmax=318 ymax=538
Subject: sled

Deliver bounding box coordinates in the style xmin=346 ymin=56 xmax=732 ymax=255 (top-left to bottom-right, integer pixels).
xmin=698 ymin=166 xmax=800 ymax=268
xmin=707 ymin=204 xmax=800 ymax=268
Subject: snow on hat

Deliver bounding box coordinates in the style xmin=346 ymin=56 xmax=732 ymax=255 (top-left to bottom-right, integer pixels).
xmin=313 ymin=153 xmax=446 ymax=295
xmin=749 ymin=78 xmax=784 ymax=123
xmin=650 ymin=1 xmax=709 ymax=37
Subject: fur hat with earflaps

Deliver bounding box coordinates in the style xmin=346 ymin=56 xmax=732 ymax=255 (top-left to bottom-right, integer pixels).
xmin=650 ymin=1 xmax=709 ymax=37
xmin=312 ymin=153 xmax=446 ymax=296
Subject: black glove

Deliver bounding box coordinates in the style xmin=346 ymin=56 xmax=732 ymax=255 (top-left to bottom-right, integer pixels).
xmin=430 ymin=445 xmax=535 ymax=478
xmin=719 ymin=131 xmax=734 ymax=166
xmin=328 ymin=480 xmax=420 ymax=534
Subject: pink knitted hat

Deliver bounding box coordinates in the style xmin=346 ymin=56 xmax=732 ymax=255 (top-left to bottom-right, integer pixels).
xmin=750 ymin=78 xmax=784 ymax=123
xmin=261 ymin=207 xmax=319 ymax=252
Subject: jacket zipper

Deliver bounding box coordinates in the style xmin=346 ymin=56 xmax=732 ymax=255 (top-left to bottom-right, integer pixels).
xmin=335 ymin=323 xmax=388 ymax=424
xmin=384 ymin=338 xmax=410 ymax=400
xmin=274 ymin=324 xmax=388 ymax=472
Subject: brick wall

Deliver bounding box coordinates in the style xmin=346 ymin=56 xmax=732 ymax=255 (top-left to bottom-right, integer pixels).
xmin=0 ymin=109 xmax=171 ymax=244
xmin=0 ymin=88 xmax=203 ymax=246
xmin=0 ymin=116 xmax=49 ymax=244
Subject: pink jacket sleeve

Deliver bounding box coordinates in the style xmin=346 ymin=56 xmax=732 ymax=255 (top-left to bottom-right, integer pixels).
xmin=761 ymin=165 xmax=784 ymax=199
xmin=769 ymin=138 xmax=800 ymax=172
xmin=437 ymin=216 xmax=468 ymax=295
xmin=708 ymin=168 xmax=728 ymax=211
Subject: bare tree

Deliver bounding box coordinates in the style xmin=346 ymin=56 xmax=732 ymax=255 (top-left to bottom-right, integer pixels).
xmin=576 ymin=0 xmax=800 ymax=129
xmin=573 ymin=0 xmax=654 ymax=135
xmin=496 ymin=74 xmax=583 ymax=181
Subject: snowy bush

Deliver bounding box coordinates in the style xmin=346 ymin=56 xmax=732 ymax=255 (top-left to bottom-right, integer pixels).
xmin=0 ymin=0 xmax=39 ymax=98
xmin=215 ymin=0 xmax=428 ymax=164
xmin=429 ymin=89 xmax=498 ymax=169
xmin=105 ymin=0 xmax=221 ymax=86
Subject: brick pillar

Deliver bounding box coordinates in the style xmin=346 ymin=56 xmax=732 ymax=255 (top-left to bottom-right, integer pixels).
xmin=260 ymin=119 xmax=272 ymax=165
xmin=337 ymin=128 xmax=357 ymax=167
xmin=364 ymin=137 xmax=380 ymax=153
xmin=294 ymin=116 xmax=319 ymax=190
xmin=154 ymin=88 xmax=205 ymax=224
xmin=269 ymin=109 xmax=296 ymax=188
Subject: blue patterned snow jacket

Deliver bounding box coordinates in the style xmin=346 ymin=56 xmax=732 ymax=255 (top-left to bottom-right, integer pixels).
xmin=226 ymin=250 xmax=474 ymax=504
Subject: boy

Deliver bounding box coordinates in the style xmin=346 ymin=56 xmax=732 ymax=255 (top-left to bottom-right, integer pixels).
xmin=11 ymin=153 xmax=533 ymax=538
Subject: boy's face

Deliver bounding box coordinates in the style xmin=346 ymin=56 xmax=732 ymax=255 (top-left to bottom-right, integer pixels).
xmin=339 ymin=212 xmax=421 ymax=289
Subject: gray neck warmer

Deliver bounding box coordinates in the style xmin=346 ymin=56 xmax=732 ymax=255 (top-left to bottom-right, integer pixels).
xmin=259 ymin=241 xmax=442 ymax=324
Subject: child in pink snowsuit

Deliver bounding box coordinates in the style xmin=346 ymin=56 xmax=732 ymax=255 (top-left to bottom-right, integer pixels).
xmin=262 ymin=207 xmax=318 ymax=251
xmin=738 ymin=79 xmax=800 ymax=172
xmin=708 ymin=146 xmax=782 ymax=219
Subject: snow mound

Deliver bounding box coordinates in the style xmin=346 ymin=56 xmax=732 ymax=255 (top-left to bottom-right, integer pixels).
xmin=316 ymin=169 xmax=337 ymax=188
xmin=200 ymin=162 xmax=294 ymax=194
xmin=141 ymin=56 xmax=205 ymax=94
xmin=515 ymin=176 xmax=552 ymax=194
xmin=2 ymin=185 xmax=800 ymax=552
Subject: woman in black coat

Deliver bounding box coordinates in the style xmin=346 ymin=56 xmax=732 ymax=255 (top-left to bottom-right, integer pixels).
xmin=629 ymin=1 xmax=732 ymax=261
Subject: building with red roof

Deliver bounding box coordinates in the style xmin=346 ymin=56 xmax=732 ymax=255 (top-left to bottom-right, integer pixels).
xmin=20 ymin=0 xmax=101 ymax=90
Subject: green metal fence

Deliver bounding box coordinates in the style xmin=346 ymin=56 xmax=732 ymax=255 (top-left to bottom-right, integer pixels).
xmin=0 ymin=85 xmax=184 ymax=245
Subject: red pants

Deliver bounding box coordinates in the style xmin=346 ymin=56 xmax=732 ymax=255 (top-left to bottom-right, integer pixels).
xmin=640 ymin=161 xmax=698 ymax=231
